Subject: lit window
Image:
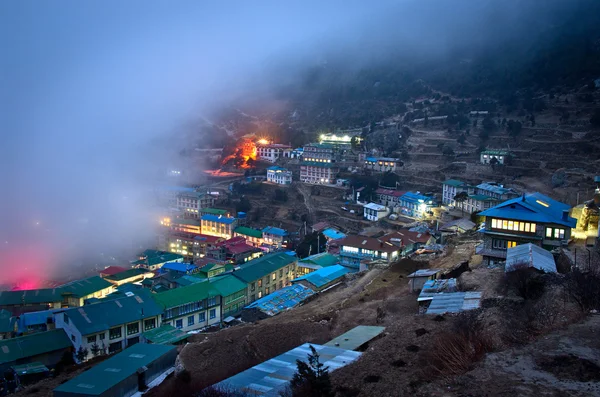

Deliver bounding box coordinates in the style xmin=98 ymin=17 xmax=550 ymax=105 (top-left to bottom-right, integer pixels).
xmin=546 ymin=228 xmax=552 ymax=238
xmin=491 ymin=219 xmax=497 ymax=228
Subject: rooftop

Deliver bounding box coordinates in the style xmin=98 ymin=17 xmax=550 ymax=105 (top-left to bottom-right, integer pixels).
xmin=439 ymin=218 xmax=476 ymax=232
xmin=0 ymin=309 xmax=14 ymax=333
xmin=443 ymin=179 xmax=467 ymax=187
xmin=338 ymin=234 xmax=400 ymax=253
xmin=133 ymin=252 xmax=184 ymax=267
xmin=262 ymin=226 xmax=288 ymax=237
xmin=267 ymin=166 xmax=290 ymax=172
xmin=299 ymin=252 xmax=339 ymax=269
xmin=232 ymin=252 xmax=298 ymax=283
xmin=375 ymin=188 xmax=406 ymax=197
xmin=292 ymin=265 xmax=349 ymax=289
xmin=364 ymin=202 xmax=387 ymax=211
xmin=311 ymin=221 xmax=330 ymax=232
xmin=234 ymin=226 xmax=263 ymax=239
xmin=201 ymin=208 xmax=229 ymax=216
xmin=245 ymin=284 xmax=315 ymax=316
xmin=0 ymin=288 xmax=63 ymax=306
xmin=418 ymin=279 xmax=458 ymax=302
xmin=322 ymin=228 xmax=346 ymax=240
xmin=53 ymin=343 xmax=176 ymax=396
xmin=201 ymin=214 xmax=237 ymax=224
xmin=193 ymin=234 xmax=224 ymax=244
xmin=400 ymin=191 xmax=433 ymax=204
xmin=59 ymin=276 xmax=113 ymax=298
xmin=151 ymin=280 xmax=219 ymax=309
xmin=477 ymin=182 xmax=514 ymax=196
xmin=506 ymin=243 xmax=557 ymax=273
xmin=142 ymin=324 xmax=188 ymax=345
xmin=407 ymin=269 xmax=442 ymax=278
xmin=160 ymin=262 xmax=198 ymax=273
xmin=209 ymin=274 xmax=247 ymax=297
xmin=481 ymin=149 xmax=510 ymax=156
xmin=0 ymin=329 xmax=72 ymax=365
xmin=104 ymin=268 xmax=149 ymax=282
xmin=98 ymin=266 xmax=128 ymax=276
xmin=426 ymin=292 xmax=482 ymax=314
xmin=380 ymin=229 xmax=432 ymax=245
xmin=324 ymin=326 xmax=385 ymax=350
xmin=365 ymin=157 xmax=401 ymax=162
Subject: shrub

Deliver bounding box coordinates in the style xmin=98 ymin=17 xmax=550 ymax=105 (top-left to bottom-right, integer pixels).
xmin=563 ymin=268 xmax=600 ymax=312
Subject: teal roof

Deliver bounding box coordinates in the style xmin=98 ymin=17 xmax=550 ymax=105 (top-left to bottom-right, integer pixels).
xmin=0 ymin=288 xmax=63 ymax=306
xmin=142 ymin=324 xmax=188 ymax=345
xmin=469 ymin=194 xmax=497 ymax=201
xmin=11 ymin=362 xmax=49 ymax=375
xmin=234 ymin=226 xmax=263 ymax=239
xmin=133 ymin=252 xmax=184 ymax=267
xmin=481 ymin=150 xmax=510 ymax=156
xmin=104 ymin=268 xmax=148 ymax=282
xmin=210 ymin=275 xmax=247 ymax=298
xmin=293 ymin=265 xmax=349 ymax=288
xmin=151 ymin=281 xmax=219 ymax=309
xmin=201 ymin=208 xmax=229 ymax=216
xmin=300 ymin=253 xmax=339 ymax=268
xmin=0 ymin=309 xmax=15 ymax=333
xmin=60 ymin=291 xmax=163 ymax=335
xmin=0 ymin=329 xmax=72 ymax=365
xmin=232 ymin=252 xmax=297 ymax=283
xmin=443 ymin=179 xmax=466 ymax=187
xmin=54 ymin=344 xmax=176 ymax=396
xmin=60 ymin=276 xmax=113 ymax=298
xmin=301 ymin=161 xmax=334 ymax=168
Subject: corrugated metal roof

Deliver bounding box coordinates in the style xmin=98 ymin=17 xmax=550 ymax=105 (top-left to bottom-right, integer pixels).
xmin=104 ymin=268 xmax=148 ymax=282
xmin=201 ymin=214 xmax=236 ymax=224
xmin=426 ymin=292 xmax=482 ymax=314
xmin=299 ymin=253 xmax=339 ymax=268
xmin=322 ymin=228 xmax=346 ymax=240
xmin=407 ymin=269 xmax=441 ymax=278
xmin=418 ymin=279 xmax=458 ymax=302
xmin=506 ymin=243 xmax=557 ymax=273
xmin=151 ymin=280 xmax=219 ymax=310
xmin=324 ymin=326 xmax=385 ymax=350
xmin=209 ymin=274 xmax=247 ymax=297
xmin=0 ymin=329 xmax=72 ymax=365
xmin=234 ymin=226 xmax=263 ymax=239
xmin=11 ymin=362 xmax=49 ymax=375
xmin=245 ymin=285 xmax=314 ymax=316
xmin=142 ymin=325 xmax=188 ymax=345
xmin=262 ymin=226 xmax=288 ymax=236
xmin=215 ymin=343 xmax=361 ymax=396
xmin=0 ymin=309 xmax=14 ymax=333
xmin=232 ymin=252 xmax=297 ymax=283
xmin=443 ymin=179 xmax=466 ymax=187
xmin=292 ymin=265 xmax=349 ymax=289
xmin=161 ymin=262 xmax=198 ymax=273
xmin=364 ymin=202 xmax=386 ymax=211
xmin=59 ymin=276 xmax=113 ymax=297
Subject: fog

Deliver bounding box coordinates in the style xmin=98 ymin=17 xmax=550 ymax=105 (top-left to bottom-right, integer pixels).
xmin=0 ymin=0 xmax=582 ymax=286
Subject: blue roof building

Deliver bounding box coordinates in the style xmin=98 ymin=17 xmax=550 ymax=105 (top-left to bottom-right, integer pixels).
xmin=160 ymin=262 xmax=199 ymax=275
xmin=292 ymin=265 xmax=350 ymax=291
xmin=476 ymin=192 xmax=576 ymax=266
xmin=200 ymin=214 xmax=237 ymax=224
xmin=399 ymin=192 xmax=435 ymax=218
xmin=322 ymin=228 xmax=346 ymax=240
xmin=262 ymin=226 xmax=289 ymax=249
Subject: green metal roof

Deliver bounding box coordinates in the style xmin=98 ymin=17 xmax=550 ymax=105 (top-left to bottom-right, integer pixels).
xmin=201 ymin=208 xmax=229 ymax=216
xmin=234 ymin=226 xmax=263 ymax=239
xmin=443 ymin=179 xmax=466 ymax=187
xmin=469 ymin=194 xmax=497 ymax=201
xmin=0 ymin=309 xmax=14 ymax=333
xmin=324 ymin=326 xmax=386 ymax=350
xmin=300 ymin=253 xmax=339 ymax=268
xmin=61 ymin=291 xmax=163 ymax=335
xmin=0 ymin=329 xmax=72 ymax=365
xmin=231 ymin=252 xmax=298 ymax=283
xmin=209 ymin=275 xmax=247 ymax=298
xmin=151 ymin=281 xmax=219 ymax=309
xmin=104 ymin=268 xmax=148 ymax=282
xmin=54 ymin=343 xmax=176 ymax=396
xmin=0 ymin=288 xmax=64 ymax=306
xmin=60 ymin=276 xmax=113 ymax=297
xmin=142 ymin=324 xmax=188 ymax=345
xmin=301 ymin=161 xmax=334 ymax=168
xmin=11 ymin=362 xmax=49 ymax=376
xmin=481 ymin=149 xmax=510 ymax=156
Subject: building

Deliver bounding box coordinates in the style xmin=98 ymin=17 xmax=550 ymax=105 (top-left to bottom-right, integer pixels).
xmin=162 ymin=231 xmax=198 ymax=260
xmin=0 ymin=309 xmax=15 ymax=339
xmin=257 ymin=143 xmax=291 ymax=163
xmin=439 ymin=219 xmax=476 ymax=235
xmin=141 ymin=324 xmax=188 ymax=345
xmin=505 ymin=243 xmax=557 ymax=273
xmin=399 ymin=192 xmax=435 ymax=218
xmin=322 ymin=228 xmax=346 ymax=241
xmin=292 ymin=265 xmax=350 ymax=291
xmin=192 ymin=234 xmax=226 ymax=259
xmin=55 ymin=291 xmax=163 ymax=360
xmin=407 ymin=269 xmax=441 ymax=293
xmin=59 ymin=276 xmax=115 ymax=307
xmin=380 ymin=230 xmax=433 ymax=256
xmin=300 ymin=143 xmax=339 ymax=184
xmin=337 ymin=234 xmax=402 ymax=268
xmin=318 ymin=133 xmax=356 ymax=147
xmin=480 ymin=149 xmax=511 ymax=165
xmin=160 ymin=262 xmax=199 ymax=275
xmin=199 ymin=208 xmax=231 ymax=218
xmin=209 ymin=237 xmax=263 ymax=264
xmin=132 ymin=250 xmax=184 ymax=271
xmin=98 ymin=266 xmax=128 ymax=278
xmin=155 ymin=185 xmax=195 ymax=208
xmin=242 ymin=284 xmax=315 ymax=320
xmin=363 ymin=157 xmax=402 ymax=173
xmin=170 ymin=218 xmax=201 ymax=234
xmin=231 ymin=252 xmax=298 ymax=303
xmin=262 ymin=226 xmax=289 ymax=249
xmin=477 ymin=182 xmax=519 ymax=201
xmin=201 ymin=214 xmax=237 ymax=239
xmin=476 ymin=193 xmax=577 ymax=266
xmin=267 ymin=166 xmax=293 ymax=185
xmin=151 ymin=281 xmax=221 ymax=332
xmin=233 ymin=226 xmax=265 ymax=247
xmin=443 ymin=180 xmax=519 ymax=214
xmin=0 ymin=329 xmax=73 ymax=373
xmin=297 ymin=253 xmax=339 ymax=276
xmin=103 ymin=268 xmax=153 ymax=287
xmin=375 ymin=188 xmax=406 ymax=208
xmin=176 ymin=191 xmax=216 ymax=219
xmin=442 ymin=180 xmax=473 ymax=206
xmin=53 ymin=343 xmax=177 ymax=397
xmin=209 ymin=275 xmax=248 ymax=318
xmin=363 ymin=203 xmax=389 ymax=221
xmin=0 ymin=289 xmax=65 ymax=314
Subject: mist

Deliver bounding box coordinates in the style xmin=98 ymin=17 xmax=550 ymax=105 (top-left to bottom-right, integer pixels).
xmin=0 ymin=0 xmax=585 ymax=286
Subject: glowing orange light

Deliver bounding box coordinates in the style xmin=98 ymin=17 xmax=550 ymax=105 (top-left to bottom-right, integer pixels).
xmin=257 ymin=138 xmax=269 ymax=145
xmin=221 ymin=138 xmax=257 ymax=169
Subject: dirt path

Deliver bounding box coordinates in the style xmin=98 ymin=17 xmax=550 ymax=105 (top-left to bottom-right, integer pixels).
xmin=294 ymin=182 xmax=315 ymax=225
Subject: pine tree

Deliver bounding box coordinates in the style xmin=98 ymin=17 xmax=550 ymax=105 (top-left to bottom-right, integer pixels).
xmin=289 ymin=345 xmax=334 ymax=397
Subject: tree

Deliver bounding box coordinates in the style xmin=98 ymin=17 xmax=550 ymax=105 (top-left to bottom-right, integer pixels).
xmin=296 ymin=232 xmax=327 ymax=259
xmin=482 ymin=116 xmax=495 ymax=132
xmin=489 ymin=156 xmax=499 ymax=169
xmin=380 ymin=171 xmax=399 ymax=188
xmin=75 ymin=346 xmax=89 ymax=363
xmin=506 ymin=120 xmax=522 ymax=137
xmin=289 ymin=345 xmax=334 ymax=397
xmin=90 ymin=343 xmax=102 ymax=357
xmin=453 ymin=191 xmax=469 ymax=215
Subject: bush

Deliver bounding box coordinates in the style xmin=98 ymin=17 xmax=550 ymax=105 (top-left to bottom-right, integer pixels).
xmin=563 ymin=268 xmax=600 ymax=312
xmin=503 ymin=265 xmax=546 ymax=300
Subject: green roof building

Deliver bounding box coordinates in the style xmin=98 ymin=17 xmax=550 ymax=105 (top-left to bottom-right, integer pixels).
xmin=132 ymin=251 xmax=185 ymax=271
xmin=200 ymin=208 xmax=230 ymax=217
xmin=209 ymin=275 xmax=248 ymax=318
xmin=53 ymin=343 xmax=177 ymax=397
xmin=298 ymin=253 xmax=339 ymax=273
xmin=232 ymin=252 xmax=298 ymax=304
xmin=141 ymin=324 xmax=188 ymax=345
xmin=0 ymin=329 xmax=73 ymax=372
xmin=59 ymin=276 xmax=115 ymax=307
xmin=0 ymin=288 xmax=65 ymax=312
xmin=0 ymin=309 xmax=15 ymax=337
xmin=234 ymin=227 xmax=264 ymax=247
xmin=104 ymin=268 xmax=152 ymax=286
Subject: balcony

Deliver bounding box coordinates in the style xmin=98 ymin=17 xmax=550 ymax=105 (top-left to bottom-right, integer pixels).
xmin=475 ymin=244 xmax=507 ymax=259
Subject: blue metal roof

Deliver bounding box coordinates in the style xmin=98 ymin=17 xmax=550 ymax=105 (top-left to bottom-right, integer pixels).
xmin=365 ymin=157 xmax=378 ymax=162
xmin=245 ymin=284 xmax=314 ymax=316
xmin=322 ymin=228 xmax=346 ymax=240
xmin=292 ymin=265 xmax=349 ymax=288
xmin=479 ymin=192 xmax=576 ymax=227
xmin=201 ymin=214 xmax=236 ymax=224
xmin=267 ymin=166 xmax=289 ymax=172
xmin=262 ymin=226 xmax=288 ymax=236
xmin=477 ymin=183 xmax=512 ymax=195
xmin=400 ymin=191 xmax=432 ymax=204
xmin=161 ymin=262 xmax=198 ymax=273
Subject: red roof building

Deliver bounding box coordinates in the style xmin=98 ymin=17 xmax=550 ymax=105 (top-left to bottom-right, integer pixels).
xmin=209 ymin=237 xmax=263 ymax=264
xmin=98 ymin=266 xmax=128 ymax=278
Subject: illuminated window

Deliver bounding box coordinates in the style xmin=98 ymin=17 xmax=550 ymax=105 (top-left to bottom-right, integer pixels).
xmin=491 ymin=219 xmax=497 ymax=228
xmin=546 ymin=228 xmax=552 ymax=238
xmin=508 ymin=241 xmax=517 ymax=248
xmin=502 ymin=220 xmax=508 ymax=229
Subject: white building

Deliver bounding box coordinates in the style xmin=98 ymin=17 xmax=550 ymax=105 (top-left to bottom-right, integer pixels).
xmin=441 ymin=180 xmax=474 ymax=206
xmin=267 ymin=166 xmax=293 ymax=185
xmin=257 ymin=143 xmax=291 ymax=163
xmin=364 ymin=157 xmax=402 ymax=173
xmin=177 ymin=191 xmax=216 ymax=219
xmin=363 ymin=203 xmax=389 ymax=221
xmin=480 ymin=150 xmax=510 ymax=165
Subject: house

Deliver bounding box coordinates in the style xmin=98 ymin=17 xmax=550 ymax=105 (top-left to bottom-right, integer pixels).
xmin=477 ymin=182 xmax=519 ymax=201
xmin=234 ymin=226 xmax=265 ymax=247
xmin=0 ymin=288 xmax=64 ymax=315
xmin=476 ymin=192 xmax=577 ymax=266
xmin=155 ymin=185 xmax=196 ymax=207
xmin=209 ymin=275 xmax=248 ymax=318
xmin=443 ymin=180 xmax=519 ymax=214
xmin=262 ymin=226 xmax=289 ymax=249
xmin=160 ymin=262 xmax=199 ymax=275
xmin=53 ymin=343 xmax=177 ymax=397
xmin=441 ymin=180 xmax=473 ymax=207
xmin=209 ymin=237 xmax=263 ymax=264
xmin=322 ymin=228 xmax=346 ymax=241
xmin=505 ymin=243 xmax=557 ymax=273
xmin=176 ymin=191 xmax=216 ymax=219
xmin=380 ymin=230 xmax=433 ymax=256
xmin=0 ymin=309 xmax=15 ymax=339
xmin=480 ymin=149 xmax=511 ymax=165
xmin=199 ymin=208 xmax=231 ymax=218
xmin=132 ymin=250 xmax=184 ymax=271
xmin=201 ymin=214 xmax=237 ymax=239
xmin=256 ymin=143 xmax=291 ymax=163
xmin=231 ymin=252 xmax=298 ymax=303
xmin=0 ymin=329 xmax=73 ymax=373
xmin=103 ymin=268 xmax=153 ymax=286
xmin=375 ymin=188 xmax=406 ymax=208
xmin=407 ymin=269 xmax=441 ymax=292
xmin=15 ymin=308 xmax=59 ymax=335
xmin=292 ymin=265 xmax=350 ymax=291
xmin=192 ymin=234 xmax=226 ymax=259
xmin=267 ymin=166 xmax=293 ymax=185
xmin=399 ymin=192 xmax=435 ymax=218
xmin=161 ymin=231 xmax=197 ymax=260
xmin=311 ymin=222 xmax=330 ymax=233
xmin=54 ymin=291 xmax=163 ymax=360
xmin=151 ymin=281 xmax=221 ymax=332
xmin=297 ymin=252 xmax=339 ymax=276
xmin=439 ymin=218 xmax=476 ymax=234
xmin=300 ymin=143 xmax=339 ymax=184
xmin=337 ymin=234 xmax=402 ymax=268
xmin=363 ymin=203 xmax=389 ymax=221
xmin=98 ymin=266 xmax=128 ymax=278
xmin=363 ymin=157 xmax=402 ymax=173
xmin=59 ymin=277 xmax=115 ymax=307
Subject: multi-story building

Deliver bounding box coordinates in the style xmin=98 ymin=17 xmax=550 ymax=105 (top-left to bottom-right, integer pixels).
xmin=152 ymin=281 xmax=222 ymax=332
xmin=233 ymin=226 xmax=265 ymax=247
xmin=442 ymin=180 xmax=519 ymax=214
xmin=54 ymin=291 xmax=163 ymax=360
xmin=337 ymin=234 xmax=402 ymax=269
xmin=0 ymin=289 xmax=65 ymax=314
xmin=476 ymin=192 xmax=577 ymax=266
xmin=256 ymin=143 xmax=291 ymax=163
xmin=262 ymin=226 xmax=289 ymax=249
xmin=176 ymin=191 xmax=216 ymax=219
xmin=193 ymin=234 xmax=226 ymax=259
xmin=103 ymin=268 xmax=153 ymax=287
xmin=209 ymin=275 xmax=248 ymax=318
xmin=231 ymin=252 xmax=298 ymax=303
xmin=59 ymin=276 xmax=115 ymax=307
xmin=162 ymin=231 xmax=197 ymax=260
xmin=399 ymin=192 xmax=435 ymax=218
xmin=267 ymin=166 xmax=293 ymax=185
xmin=476 ymin=182 xmax=519 ymax=201
xmin=201 ymin=215 xmax=237 ymax=239
xmin=170 ymin=218 xmax=201 ymax=234
xmin=300 ymin=143 xmax=340 ymax=185
xmin=480 ymin=150 xmax=511 ymax=165
xmin=208 ymin=237 xmax=263 ymax=264
xmin=442 ymin=180 xmax=474 ymax=206
xmin=363 ymin=157 xmax=402 ymax=173
xmin=363 ymin=203 xmax=389 ymax=221
xmin=156 ymin=186 xmax=196 ymax=208
xmin=132 ymin=250 xmax=184 ymax=271
xmin=375 ymin=188 xmax=406 ymax=208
